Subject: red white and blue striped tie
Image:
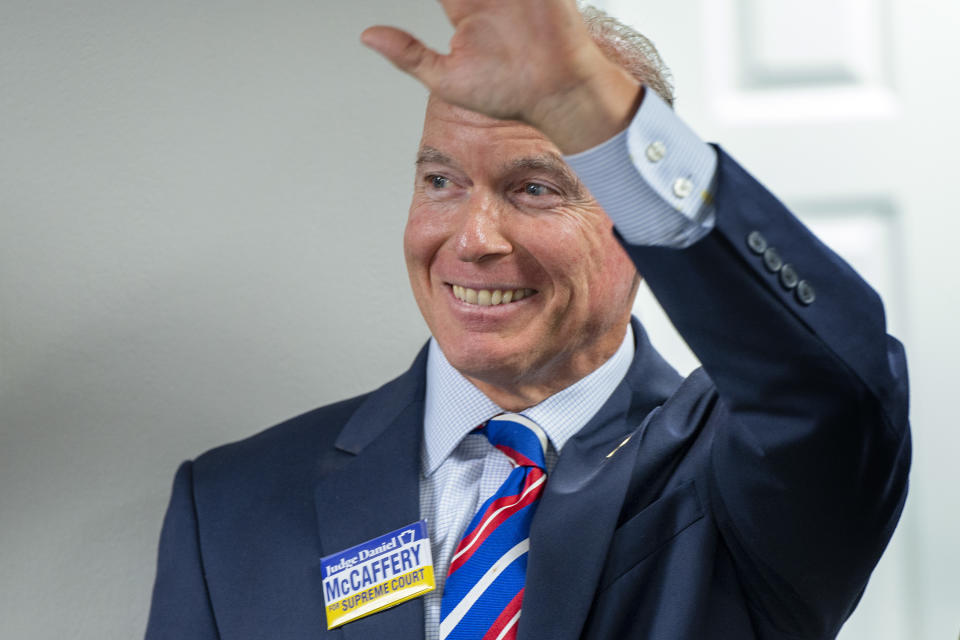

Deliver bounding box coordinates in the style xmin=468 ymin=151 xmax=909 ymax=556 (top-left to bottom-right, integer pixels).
xmin=439 ymin=414 xmax=548 ymax=640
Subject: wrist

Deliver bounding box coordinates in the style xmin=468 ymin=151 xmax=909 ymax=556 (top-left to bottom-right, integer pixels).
xmin=531 ymin=60 xmax=644 ymax=155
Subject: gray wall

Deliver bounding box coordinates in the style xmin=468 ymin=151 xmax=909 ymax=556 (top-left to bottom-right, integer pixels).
xmin=1 ymin=2 xmax=448 ymax=637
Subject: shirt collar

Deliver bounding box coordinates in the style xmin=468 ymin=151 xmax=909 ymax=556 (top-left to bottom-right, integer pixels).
xmin=422 ymin=323 xmax=635 ymax=476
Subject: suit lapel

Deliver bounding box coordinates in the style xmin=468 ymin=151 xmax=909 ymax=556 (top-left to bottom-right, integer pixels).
xmin=314 ymin=347 xmax=429 ymax=640
xmin=519 ymin=319 xmax=682 ymax=640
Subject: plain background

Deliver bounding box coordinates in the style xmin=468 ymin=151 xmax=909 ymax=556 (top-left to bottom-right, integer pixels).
xmin=1 ymin=1 xmax=957 ymax=638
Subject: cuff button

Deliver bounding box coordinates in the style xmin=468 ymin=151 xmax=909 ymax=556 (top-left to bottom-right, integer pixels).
xmin=747 ymin=231 xmax=767 ymax=254
xmin=673 ymin=177 xmax=694 ymax=199
xmin=646 ymin=141 xmax=667 ymax=163
xmin=763 ymin=247 xmax=783 ymax=273
xmin=796 ymin=280 xmax=816 ymax=305
xmin=780 ymin=264 xmax=799 ymax=289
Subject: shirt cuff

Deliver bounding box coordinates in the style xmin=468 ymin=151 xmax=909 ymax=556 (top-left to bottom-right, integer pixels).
xmin=564 ymin=89 xmax=717 ymax=248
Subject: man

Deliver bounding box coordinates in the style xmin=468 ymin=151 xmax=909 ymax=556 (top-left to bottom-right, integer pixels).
xmin=146 ymin=1 xmax=910 ymax=638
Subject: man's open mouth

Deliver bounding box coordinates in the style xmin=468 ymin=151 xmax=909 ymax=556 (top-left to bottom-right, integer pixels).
xmin=451 ymin=285 xmax=537 ymax=306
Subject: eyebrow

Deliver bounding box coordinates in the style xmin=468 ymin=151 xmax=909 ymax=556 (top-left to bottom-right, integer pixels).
xmin=415 ymin=146 xmax=461 ymax=170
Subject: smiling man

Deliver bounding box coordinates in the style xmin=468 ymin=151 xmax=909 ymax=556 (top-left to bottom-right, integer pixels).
xmin=406 ymin=97 xmax=640 ymax=411
xmin=146 ymin=2 xmax=910 ymax=639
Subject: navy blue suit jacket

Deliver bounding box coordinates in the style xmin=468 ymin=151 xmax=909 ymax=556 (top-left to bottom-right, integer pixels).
xmin=146 ymin=149 xmax=910 ymax=639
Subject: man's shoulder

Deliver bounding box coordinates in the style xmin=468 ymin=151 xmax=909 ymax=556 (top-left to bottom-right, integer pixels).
xmin=189 ymin=392 xmax=372 ymax=496
xmin=188 ymin=346 xmax=429 ymax=497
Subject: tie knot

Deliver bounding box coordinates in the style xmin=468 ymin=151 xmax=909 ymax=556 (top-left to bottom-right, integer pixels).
xmin=481 ymin=413 xmax=548 ymax=470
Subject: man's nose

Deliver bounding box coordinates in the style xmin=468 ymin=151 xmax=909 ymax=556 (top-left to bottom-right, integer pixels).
xmin=454 ymin=192 xmax=513 ymax=262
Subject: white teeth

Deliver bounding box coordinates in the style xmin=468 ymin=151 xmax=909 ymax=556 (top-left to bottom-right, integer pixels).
xmin=452 ymin=285 xmax=535 ymax=306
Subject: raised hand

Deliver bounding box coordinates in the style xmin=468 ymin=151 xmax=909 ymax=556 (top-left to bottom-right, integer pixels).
xmin=361 ymin=0 xmax=642 ymax=153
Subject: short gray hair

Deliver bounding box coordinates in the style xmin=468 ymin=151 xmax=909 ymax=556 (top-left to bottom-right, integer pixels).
xmin=580 ymin=4 xmax=675 ymax=106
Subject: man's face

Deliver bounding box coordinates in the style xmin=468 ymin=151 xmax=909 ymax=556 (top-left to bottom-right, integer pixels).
xmin=404 ymin=97 xmax=639 ymax=406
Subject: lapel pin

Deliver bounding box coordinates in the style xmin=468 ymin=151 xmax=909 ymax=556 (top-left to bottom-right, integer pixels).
xmin=606 ymin=434 xmax=633 ymax=459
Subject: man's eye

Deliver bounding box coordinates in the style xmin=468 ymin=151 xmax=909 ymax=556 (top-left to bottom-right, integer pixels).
xmin=523 ymin=183 xmax=552 ymax=196
xmin=429 ymin=175 xmax=451 ymax=189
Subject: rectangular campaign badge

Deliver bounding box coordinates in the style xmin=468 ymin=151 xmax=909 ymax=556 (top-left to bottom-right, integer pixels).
xmin=320 ymin=520 xmax=435 ymax=630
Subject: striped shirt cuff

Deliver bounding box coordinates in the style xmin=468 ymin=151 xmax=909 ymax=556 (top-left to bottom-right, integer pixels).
xmin=564 ymin=89 xmax=717 ymax=248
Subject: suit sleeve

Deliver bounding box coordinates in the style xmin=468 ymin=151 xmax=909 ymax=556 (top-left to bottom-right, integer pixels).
xmin=628 ymin=149 xmax=909 ymax=634
xmin=570 ymin=102 xmax=910 ymax=635
xmin=628 ymin=149 xmax=910 ymax=636
xmin=145 ymin=461 xmax=221 ymax=640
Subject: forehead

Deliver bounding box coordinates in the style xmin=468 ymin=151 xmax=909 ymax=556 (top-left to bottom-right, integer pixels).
xmin=419 ymin=97 xmax=559 ymax=162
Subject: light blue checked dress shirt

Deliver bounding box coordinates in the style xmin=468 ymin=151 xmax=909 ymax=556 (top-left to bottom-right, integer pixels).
xmin=420 ymin=90 xmax=717 ymax=640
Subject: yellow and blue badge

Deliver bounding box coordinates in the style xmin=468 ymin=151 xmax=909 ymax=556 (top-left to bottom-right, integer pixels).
xmin=320 ymin=520 xmax=436 ymax=629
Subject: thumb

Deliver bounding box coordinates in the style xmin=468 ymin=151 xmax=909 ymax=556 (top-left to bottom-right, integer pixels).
xmin=361 ymin=26 xmax=444 ymax=88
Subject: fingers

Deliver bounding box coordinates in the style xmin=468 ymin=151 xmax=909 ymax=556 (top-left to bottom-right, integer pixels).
xmin=361 ymin=26 xmax=444 ymax=88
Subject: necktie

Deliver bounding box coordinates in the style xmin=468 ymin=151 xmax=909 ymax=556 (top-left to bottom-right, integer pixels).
xmin=439 ymin=414 xmax=548 ymax=640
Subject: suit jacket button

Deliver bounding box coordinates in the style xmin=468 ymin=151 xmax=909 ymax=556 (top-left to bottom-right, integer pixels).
xmin=780 ymin=263 xmax=799 ymax=289
xmin=747 ymin=231 xmax=767 ymax=254
xmin=763 ymin=247 xmax=783 ymax=272
xmin=796 ymin=280 xmax=816 ymax=305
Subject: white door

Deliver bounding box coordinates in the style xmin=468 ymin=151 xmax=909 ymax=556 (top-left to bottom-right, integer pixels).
xmin=598 ymin=0 xmax=960 ymax=637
